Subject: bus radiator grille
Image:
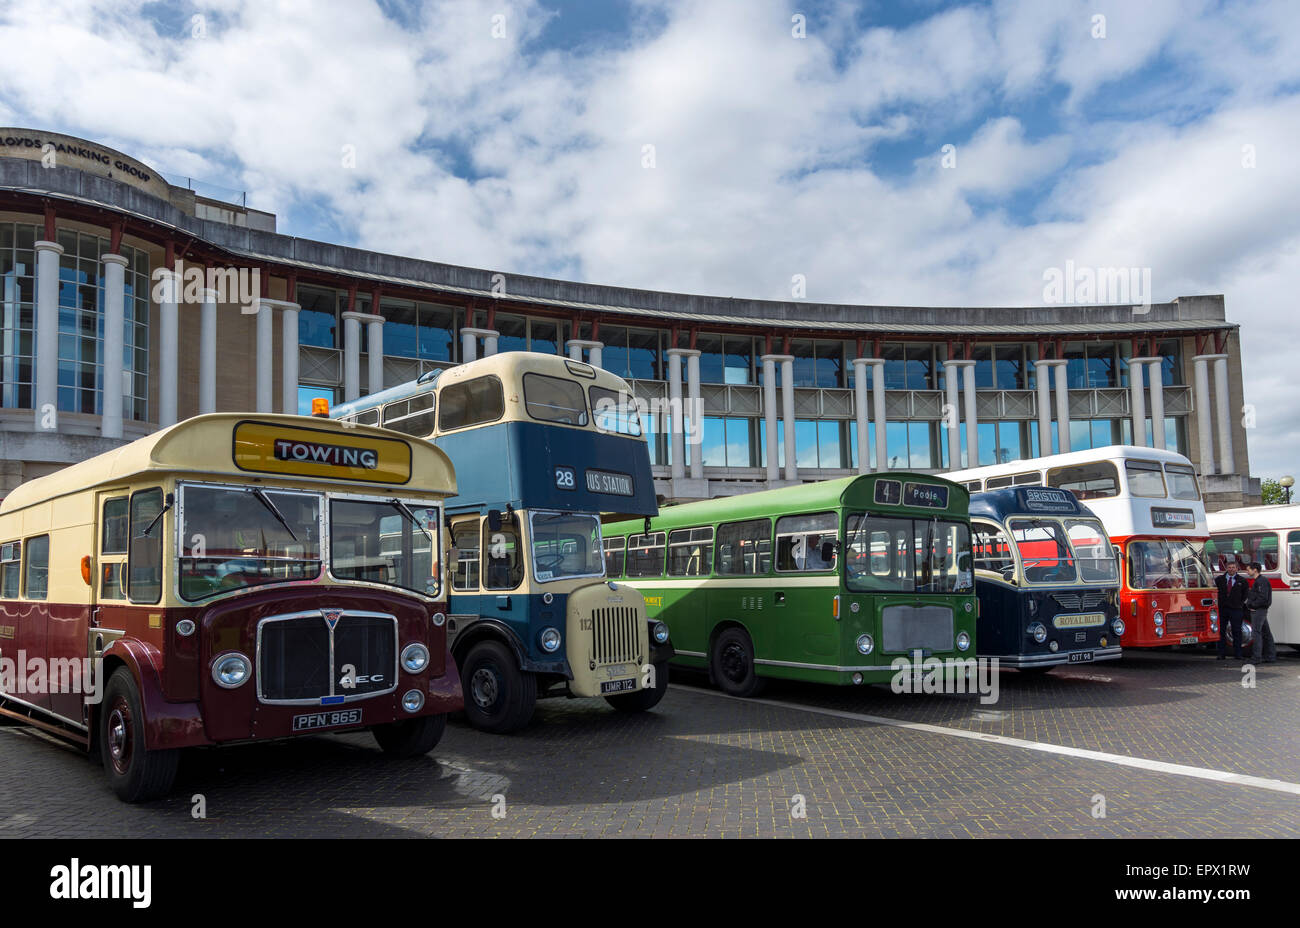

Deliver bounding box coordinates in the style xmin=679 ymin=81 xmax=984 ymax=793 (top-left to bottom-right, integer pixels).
xmin=1052 ymin=591 xmax=1107 ymax=611
xmin=1164 ymin=612 xmax=1204 ymax=637
xmin=258 ymin=611 xmax=396 ymax=702
xmin=590 ymin=607 xmax=642 ymax=667
xmin=881 ymin=605 xmax=954 ymax=654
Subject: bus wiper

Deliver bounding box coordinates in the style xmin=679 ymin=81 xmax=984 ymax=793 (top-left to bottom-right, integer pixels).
xmin=142 ymin=493 xmax=174 ymax=537
xmin=251 ymin=488 xmax=299 ymax=542
xmin=389 ymin=499 xmax=432 ymax=542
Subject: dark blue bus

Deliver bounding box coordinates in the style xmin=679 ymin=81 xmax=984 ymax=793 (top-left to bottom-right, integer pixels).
xmin=969 ymin=487 xmax=1124 ymax=671
xmin=333 ymin=352 xmax=669 ymax=731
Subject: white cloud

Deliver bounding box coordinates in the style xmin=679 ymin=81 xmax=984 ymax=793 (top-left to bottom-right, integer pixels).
xmin=1 ymin=0 xmax=1298 ymax=475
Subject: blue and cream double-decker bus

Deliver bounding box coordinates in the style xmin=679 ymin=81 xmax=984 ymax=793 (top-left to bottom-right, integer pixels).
xmin=969 ymin=487 xmax=1124 ymax=672
xmin=332 ymin=352 xmax=669 ymax=732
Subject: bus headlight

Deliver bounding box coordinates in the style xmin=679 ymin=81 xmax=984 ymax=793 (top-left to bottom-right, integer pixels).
xmin=1111 ymin=618 xmax=1126 ymax=637
xmin=401 ymin=643 xmax=430 ymax=674
xmin=1153 ymin=611 xmax=1164 ymax=627
xmin=1209 ymin=609 xmax=1219 ymax=632
xmin=402 ymin=689 xmax=424 ymax=713
xmin=539 ymin=627 xmax=562 ymax=653
xmin=1048 ymin=640 xmax=1059 ymax=652
xmin=956 ymin=631 xmax=971 ymax=652
xmin=1028 ymin=623 xmax=1047 ymax=644
xmin=653 ymin=622 xmax=670 ymax=644
xmin=212 ymin=652 xmax=251 ymax=689
xmin=1154 ymin=626 xmax=1164 ymax=638
xmin=856 ymin=634 xmax=874 ymax=655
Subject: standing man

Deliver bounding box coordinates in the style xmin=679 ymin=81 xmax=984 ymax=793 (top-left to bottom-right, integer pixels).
xmin=1244 ymin=561 xmax=1278 ymax=663
xmin=1215 ymin=560 xmax=1248 ymax=660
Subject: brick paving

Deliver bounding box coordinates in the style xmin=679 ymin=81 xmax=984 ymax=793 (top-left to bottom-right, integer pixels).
xmin=0 ymin=649 xmax=1297 ymax=838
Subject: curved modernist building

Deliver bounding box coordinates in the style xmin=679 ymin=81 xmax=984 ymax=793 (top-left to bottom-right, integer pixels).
xmin=0 ymin=129 xmax=1258 ymax=508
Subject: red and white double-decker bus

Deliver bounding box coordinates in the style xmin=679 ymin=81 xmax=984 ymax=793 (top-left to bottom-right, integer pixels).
xmin=0 ymin=413 xmax=462 ymax=801
xmin=949 ymin=446 xmax=1218 ymax=648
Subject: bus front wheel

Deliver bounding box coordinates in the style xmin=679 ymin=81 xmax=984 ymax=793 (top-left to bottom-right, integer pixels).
xmin=711 ymin=628 xmax=766 ymax=698
xmin=461 ymin=640 xmax=537 ymax=733
xmin=606 ymin=661 xmax=670 ymax=713
xmin=372 ymin=713 xmax=447 ymax=757
xmin=99 ymin=667 xmax=179 ymax=803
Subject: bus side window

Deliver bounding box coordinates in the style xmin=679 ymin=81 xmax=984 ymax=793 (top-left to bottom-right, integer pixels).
xmin=603 ymin=536 xmax=626 ymax=578
xmin=0 ymin=541 xmax=20 ymax=598
xmin=667 ymin=527 xmax=714 ymax=577
xmin=100 ymin=496 xmax=128 ymax=600
xmin=23 ymin=535 xmax=49 ymax=600
xmin=1288 ymin=531 xmax=1300 ymax=576
xmin=972 ymin=523 xmax=1014 ymax=577
xmin=715 ymin=519 xmax=772 ymax=576
xmin=452 ymin=521 xmax=481 ymax=591
xmin=482 ymin=518 xmax=523 ymax=590
xmin=626 ymin=532 xmax=666 ymax=578
xmin=775 ymin=512 xmax=838 ymax=572
xmin=383 ymin=393 xmax=435 ymax=437
xmin=128 ymin=488 xmax=164 ymax=604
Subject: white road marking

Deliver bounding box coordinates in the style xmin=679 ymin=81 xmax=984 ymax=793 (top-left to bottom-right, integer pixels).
xmin=675 ymin=684 xmax=1300 ymax=798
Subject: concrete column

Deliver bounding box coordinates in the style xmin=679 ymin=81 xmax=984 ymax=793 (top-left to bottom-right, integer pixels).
xmin=199 ymin=288 xmax=218 ymax=415
xmin=342 ymin=313 xmax=362 ymax=401
xmin=565 ymin=339 xmax=603 ymax=366
xmin=1034 ymin=360 xmax=1052 ymax=455
xmin=1053 ymin=360 xmax=1071 ymax=453
xmin=366 ymin=317 xmax=383 ymax=395
xmin=33 ymin=240 xmax=62 ymax=425
xmin=684 ymin=349 xmax=702 ymax=480
xmin=159 ymin=271 xmax=179 ymax=426
xmin=666 ymin=348 xmax=685 ymax=479
xmin=1212 ymin=353 xmax=1234 ymax=474
xmin=762 ymin=354 xmax=780 ymax=480
xmin=852 ymin=358 xmax=869 ymax=474
xmin=484 ymin=332 xmax=498 ymax=356
xmin=255 ymin=301 xmax=273 ymax=413
xmin=867 ymin=359 xmax=887 ymax=471
xmin=1147 ymin=359 xmax=1166 ymax=450
xmin=276 ymin=303 xmax=299 ymax=414
xmin=959 ymin=360 xmax=978 ymax=467
xmin=1129 ymin=356 xmax=1148 ymax=447
xmin=100 ymin=254 xmax=129 ymax=438
xmin=942 ymin=360 xmax=961 ymax=468
xmin=1193 ymin=355 xmax=1214 ymax=474
xmin=461 ymin=327 xmax=478 ymax=363
xmin=781 ymin=356 xmax=797 ymax=481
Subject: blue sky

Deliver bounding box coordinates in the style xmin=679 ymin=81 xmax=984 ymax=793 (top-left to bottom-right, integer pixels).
xmin=1 ymin=0 xmax=1298 ymax=475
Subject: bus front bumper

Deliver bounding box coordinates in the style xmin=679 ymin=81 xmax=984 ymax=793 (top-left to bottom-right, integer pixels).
xmin=997 ymin=646 xmax=1123 ymax=669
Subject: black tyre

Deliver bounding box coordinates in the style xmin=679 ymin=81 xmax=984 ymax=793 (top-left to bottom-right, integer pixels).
xmin=99 ymin=667 xmax=179 ymax=802
xmin=711 ymin=627 xmax=766 ymax=697
xmin=372 ymin=713 xmax=447 ymax=758
xmin=605 ymin=661 xmax=670 ymax=713
xmin=461 ymin=640 xmax=536 ymax=733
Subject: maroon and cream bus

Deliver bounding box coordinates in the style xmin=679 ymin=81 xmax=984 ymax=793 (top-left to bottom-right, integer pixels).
xmin=0 ymin=413 xmax=461 ymax=801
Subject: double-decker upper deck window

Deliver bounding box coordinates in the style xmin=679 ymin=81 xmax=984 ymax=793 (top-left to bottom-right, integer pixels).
xmin=23 ymin=535 xmax=48 ymax=600
xmin=178 ymin=485 xmax=322 ymax=601
xmin=1164 ymin=464 xmax=1201 ymax=500
xmin=352 ymin=408 xmax=381 ymax=427
xmin=715 ymin=519 xmax=772 ymax=576
xmin=626 ymin=531 xmax=666 ymax=578
xmin=523 ymin=373 xmax=588 ymax=425
xmin=775 ymin=512 xmax=838 ymax=572
xmin=668 ymin=527 xmax=714 ymax=576
xmin=383 ymin=393 xmax=435 ymax=437
xmin=590 ymin=385 xmax=642 ymax=435
xmin=1125 ymin=460 xmax=1166 ymax=498
xmin=129 ymin=488 xmax=165 ymax=604
xmin=1047 ymin=462 xmax=1119 ymax=500
xmin=439 ymin=376 xmax=505 ymax=431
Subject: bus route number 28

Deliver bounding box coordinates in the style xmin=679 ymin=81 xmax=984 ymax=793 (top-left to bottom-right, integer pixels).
xmin=555 ymin=466 xmax=577 ymax=490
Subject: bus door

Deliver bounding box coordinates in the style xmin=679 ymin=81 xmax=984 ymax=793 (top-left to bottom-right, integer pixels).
xmin=478 ymin=510 xmax=527 ymax=641
xmin=1 ymin=533 xmax=47 ymax=711
xmin=448 ymin=514 xmax=484 ymax=629
xmin=78 ymin=491 xmax=132 ymax=721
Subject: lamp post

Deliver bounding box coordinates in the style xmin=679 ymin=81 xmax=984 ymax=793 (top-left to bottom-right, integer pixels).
xmin=1282 ymin=475 xmax=1294 ymax=505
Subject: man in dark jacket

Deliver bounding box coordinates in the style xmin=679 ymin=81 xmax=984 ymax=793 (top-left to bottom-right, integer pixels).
xmin=1244 ymin=562 xmax=1277 ymax=663
xmin=1215 ymin=560 xmax=1248 ymax=659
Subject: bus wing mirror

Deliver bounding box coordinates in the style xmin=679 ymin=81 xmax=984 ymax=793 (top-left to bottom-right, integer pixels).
xmin=820 ymin=541 xmax=836 ymax=563
xmin=644 ymin=517 xmax=652 ymax=535
xmin=487 ymin=509 xmax=502 ymax=532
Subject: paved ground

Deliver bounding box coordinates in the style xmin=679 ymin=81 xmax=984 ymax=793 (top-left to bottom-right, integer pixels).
xmin=1 ymin=648 xmax=1297 ymax=838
